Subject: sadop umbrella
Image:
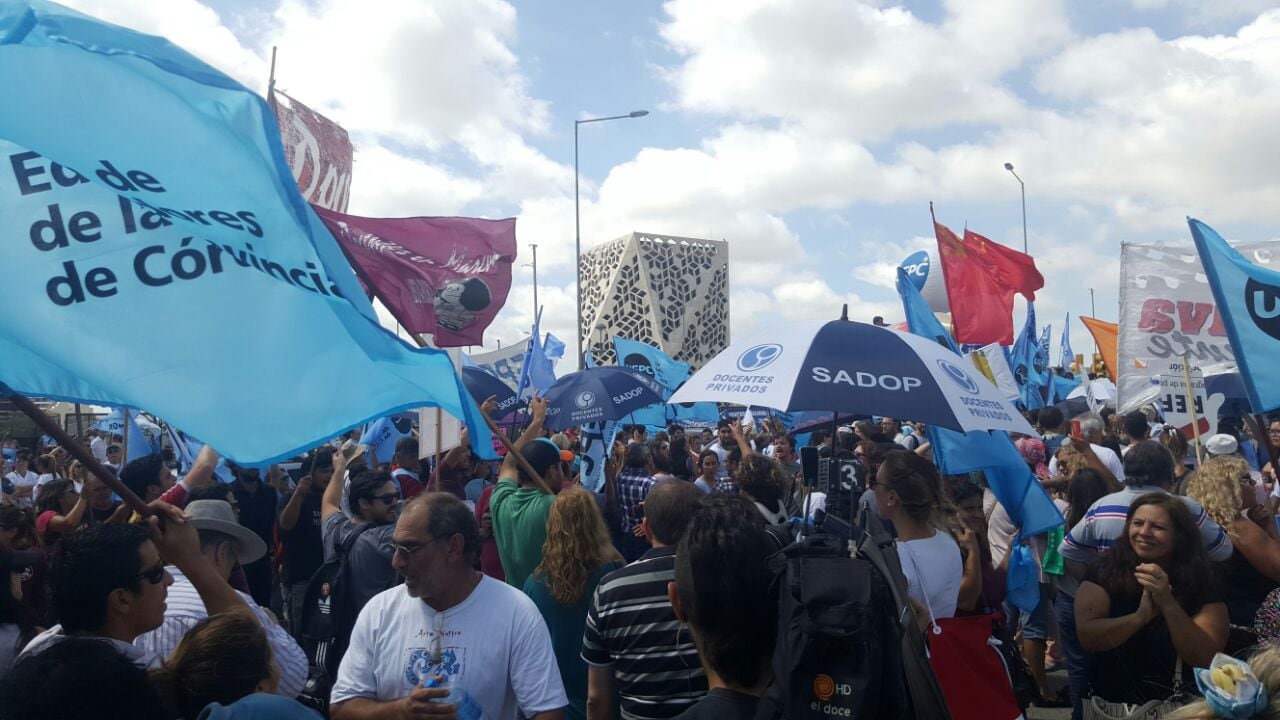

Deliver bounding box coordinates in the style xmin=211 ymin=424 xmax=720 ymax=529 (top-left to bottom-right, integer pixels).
xmin=669 ymin=319 xmax=1036 ymax=436
xmin=461 ymin=367 xmax=522 ymax=419
xmin=540 ymin=367 xmax=665 ymax=431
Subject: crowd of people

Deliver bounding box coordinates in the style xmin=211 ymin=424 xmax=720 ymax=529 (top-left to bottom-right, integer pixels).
xmin=0 ymin=398 xmax=1279 ymax=720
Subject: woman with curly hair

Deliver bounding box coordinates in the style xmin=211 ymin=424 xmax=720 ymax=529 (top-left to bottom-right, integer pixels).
xmin=735 ymin=453 xmax=790 ymax=525
xmin=1076 ymin=493 xmax=1228 ymax=706
xmin=524 ymin=486 xmax=624 ymax=720
xmin=1187 ymin=455 xmax=1280 ymax=652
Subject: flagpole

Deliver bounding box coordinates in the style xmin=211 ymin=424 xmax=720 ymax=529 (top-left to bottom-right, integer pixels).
xmin=267 ymin=46 xmax=278 ymax=110
xmin=1181 ymin=355 xmax=1204 ymax=467
xmin=121 ymin=407 xmax=130 ymax=463
xmin=0 ymin=388 xmax=152 ymax=516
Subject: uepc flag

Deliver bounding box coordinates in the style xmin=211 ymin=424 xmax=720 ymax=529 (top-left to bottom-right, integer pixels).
xmin=613 ymin=337 xmax=691 ymax=393
xmin=0 ymin=1 xmax=492 ymax=463
xmin=1190 ymin=218 xmax=1280 ymax=413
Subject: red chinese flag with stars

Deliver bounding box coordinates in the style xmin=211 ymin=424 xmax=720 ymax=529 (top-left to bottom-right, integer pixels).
xmin=935 ymin=220 xmax=1018 ymax=345
xmin=964 ymin=229 xmax=1044 ymax=302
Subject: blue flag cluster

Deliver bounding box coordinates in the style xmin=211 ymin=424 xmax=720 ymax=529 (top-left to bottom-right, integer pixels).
xmin=898 ymin=268 xmax=1063 ymax=612
xmin=1010 ymin=303 xmax=1049 ymax=410
xmin=0 ymin=1 xmax=493 ymax=463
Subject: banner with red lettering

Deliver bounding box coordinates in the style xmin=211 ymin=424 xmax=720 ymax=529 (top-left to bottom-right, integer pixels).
xmin=271 ymin=89 xmax=352 ymax=212
xmin=1118 ymin=242 xmax=1275 ymax=433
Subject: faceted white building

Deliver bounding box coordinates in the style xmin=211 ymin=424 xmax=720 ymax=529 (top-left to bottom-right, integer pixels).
xmin=580 ymin=232 xmax=729 ymax=370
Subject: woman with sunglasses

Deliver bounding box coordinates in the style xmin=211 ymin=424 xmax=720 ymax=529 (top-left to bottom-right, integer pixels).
xmin=1187 ymin=455 xmax=1280 ymax=652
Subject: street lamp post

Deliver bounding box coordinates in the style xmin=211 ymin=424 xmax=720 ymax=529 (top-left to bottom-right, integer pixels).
xmin=1003 ymin=162 xmax=1027 ymax=254
xmin=576 ymin=110 xmax=649 ymax=369
xmin=595 ymin=321 xmax=608 ymax=366
xmin=524 ymin=243 xmax=539 ymax=320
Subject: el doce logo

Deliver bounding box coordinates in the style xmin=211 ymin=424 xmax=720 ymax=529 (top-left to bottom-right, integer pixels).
xmin=1247 ymin=278 xmax=1280 ymax=341
xmin=813 ymin=674 xmax=836 ymax=702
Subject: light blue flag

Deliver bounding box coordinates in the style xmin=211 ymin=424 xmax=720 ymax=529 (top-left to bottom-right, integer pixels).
xmin=614 ymin=337 xmax=693 ymax=431
xmin=1047 ymin=371 xmax=1082 ymax=406
xmin=1060 ymin=313 xmax=1075 ymax=369
xmin=93 ymin=408 xmax=154 ymax=461
xmin=669 ymin=401 xmax=720 ymax=429
xmin=898 ymin=268 xmax=1062 ymax=612
xmin=1010 ymin=303 xmax=1047 ymax=409
xmin=359 ymin=415 xmax=413 ymax=466
xmin=0 ymin=2 xmax=492 ymax=464
xmin=614 ymin=337 xmax=692 ymax=393
xmin=1190 ymin=218 xmax=1280 ymax=413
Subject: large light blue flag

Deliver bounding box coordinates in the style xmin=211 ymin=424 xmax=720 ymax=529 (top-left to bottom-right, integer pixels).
xmin=1010 ymin=303 xmax=1047 ymax=409
xmin=1060 ymin=313 xmax=1075 ymax=369
xmin=898 ymin=268 xmax=1062 ymax=612
xmin=1190 ymin=219 xmax=1280 ymax=413
xmin=0 ymin=2 xmax=492 ymax=463
xmin=93 ymin=408 xmax=155 ymax=461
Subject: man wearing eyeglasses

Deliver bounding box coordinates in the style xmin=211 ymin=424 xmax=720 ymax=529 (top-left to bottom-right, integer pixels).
xmin=331 ymin=492 xmax=567 ymax=720
xmin=321 ymin=451 xmax=402 ymax=615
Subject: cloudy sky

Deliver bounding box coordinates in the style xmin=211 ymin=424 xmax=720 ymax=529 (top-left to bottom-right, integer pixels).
xmin=60 ymin=0 xmax=1280 ymax=360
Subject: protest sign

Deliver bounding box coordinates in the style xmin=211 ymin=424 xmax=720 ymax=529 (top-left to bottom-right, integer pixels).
xmin=465 ymin=340 xmax=530 ymax=392
xmin=0 ymin=1 xmax=491 ymax=463
xmin=1117 ymin=242 xmax=1278 ymax=431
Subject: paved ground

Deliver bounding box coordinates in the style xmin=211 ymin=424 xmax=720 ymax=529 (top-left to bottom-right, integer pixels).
xmin=1025 ymin=670 xmax=1071 ymax=720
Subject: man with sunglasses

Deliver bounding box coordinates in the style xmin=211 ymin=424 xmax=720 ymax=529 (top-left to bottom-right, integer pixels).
xmin=332 ymin=492 xmax=566 ymax=720
xmin=20 ymin=506 xmax=249 ymax=667
xmin=322 ymin=451 xmax=402 ymax=614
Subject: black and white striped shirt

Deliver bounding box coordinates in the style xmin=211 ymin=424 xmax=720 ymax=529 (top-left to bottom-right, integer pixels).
xmin=581 ymin=546 xmax=707 ymax=719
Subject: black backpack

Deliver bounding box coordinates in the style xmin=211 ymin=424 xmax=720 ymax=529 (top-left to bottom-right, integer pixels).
xmin=301 ymin=522 xmax=377 ymax=680
xmin=755 ymin=509 xmax=951 ymax=720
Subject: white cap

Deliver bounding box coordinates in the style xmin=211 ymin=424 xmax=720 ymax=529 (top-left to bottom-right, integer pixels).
xmin=1204 ymin=434 xmax=1239 ymax=457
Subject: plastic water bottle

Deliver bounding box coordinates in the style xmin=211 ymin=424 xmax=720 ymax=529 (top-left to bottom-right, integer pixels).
xmin=421 ymin=675 xmax=484 ymax=720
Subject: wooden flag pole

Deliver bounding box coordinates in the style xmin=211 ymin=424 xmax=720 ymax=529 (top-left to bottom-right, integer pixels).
xmin=433 ymin=407 xmax=443 ymax=493
xmin=1 ymin=388 xmax=152 ymax=516
xmin=1181 ymin=355 xmax=1205 ymax=467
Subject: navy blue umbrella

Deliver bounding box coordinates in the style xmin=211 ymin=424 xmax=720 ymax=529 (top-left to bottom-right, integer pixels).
xmin=670 ymin=319 xmax=1036 ymax=436
xmin=461 ymin=367 xmax=522 ymax=419
xmin=541 ymin=367 xmax=665 ymax=430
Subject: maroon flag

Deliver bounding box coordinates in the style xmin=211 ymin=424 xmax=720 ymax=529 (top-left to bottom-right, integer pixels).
xmin=272 ymin=90 xmax=353 ymax=212
xmin=315 ymin=208 xmax=517 ymax=347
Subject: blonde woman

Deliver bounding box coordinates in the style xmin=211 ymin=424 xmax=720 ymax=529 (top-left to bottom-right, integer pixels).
xmin=523 ymin=486 xmax=624 ymax=720
xmin=1187 ymin=455 xmax=1280 ymax=652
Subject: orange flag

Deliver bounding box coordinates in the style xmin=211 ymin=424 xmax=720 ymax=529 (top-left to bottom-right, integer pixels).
xmin=1080 ymin=316 xmax=1118 ymax=382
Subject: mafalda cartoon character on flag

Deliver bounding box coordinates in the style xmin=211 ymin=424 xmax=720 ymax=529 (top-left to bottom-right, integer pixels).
xmin=433 ymin=278 xmax=492 ymax=332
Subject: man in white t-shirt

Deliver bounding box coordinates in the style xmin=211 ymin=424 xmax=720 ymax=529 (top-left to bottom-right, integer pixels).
xmin=4 ymin=453 xmax=39 ymax=506
xmin=89 ymin=431 xmax=108 ymax=464
xmin=1046 ymin=412 xmax=1124 ymax=483
xmin=331 ymin=492 xmax=567 ymax=720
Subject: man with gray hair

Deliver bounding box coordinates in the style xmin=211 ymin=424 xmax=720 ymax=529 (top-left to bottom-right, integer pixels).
xmin=1047 ymin=411 xmax=1124 ymax=485
xmin=331 ymin=492 xmax=566 ymax=720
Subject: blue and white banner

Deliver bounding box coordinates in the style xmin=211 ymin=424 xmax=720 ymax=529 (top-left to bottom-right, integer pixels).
xmin=1060 ymin=312 xmax=1075 ymax=369
xmin=0 ymin=1 xmax=491 ymax=463
xmin=464 ymin=340 xmax=529 ymax=392
xmin=1190 ymin=218 xmax=1280 ymax=414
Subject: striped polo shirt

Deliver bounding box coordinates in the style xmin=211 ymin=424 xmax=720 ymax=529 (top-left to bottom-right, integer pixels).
xmin=1059 ymin=485 xmax=1233 ymax=564
xmin=581 ymin=546 xmax=707 ymax=719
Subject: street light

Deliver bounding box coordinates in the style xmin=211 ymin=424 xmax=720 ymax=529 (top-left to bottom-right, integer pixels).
xmin=1004 ymin=162 xmax=1027 ymax=254
xmin=595 ymin=321 xmax=608 ymax=366
xmin=576 ymin=109 xmax=649 ymax=369
xmin=523 ymin=243 xmax=538 ymax=321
